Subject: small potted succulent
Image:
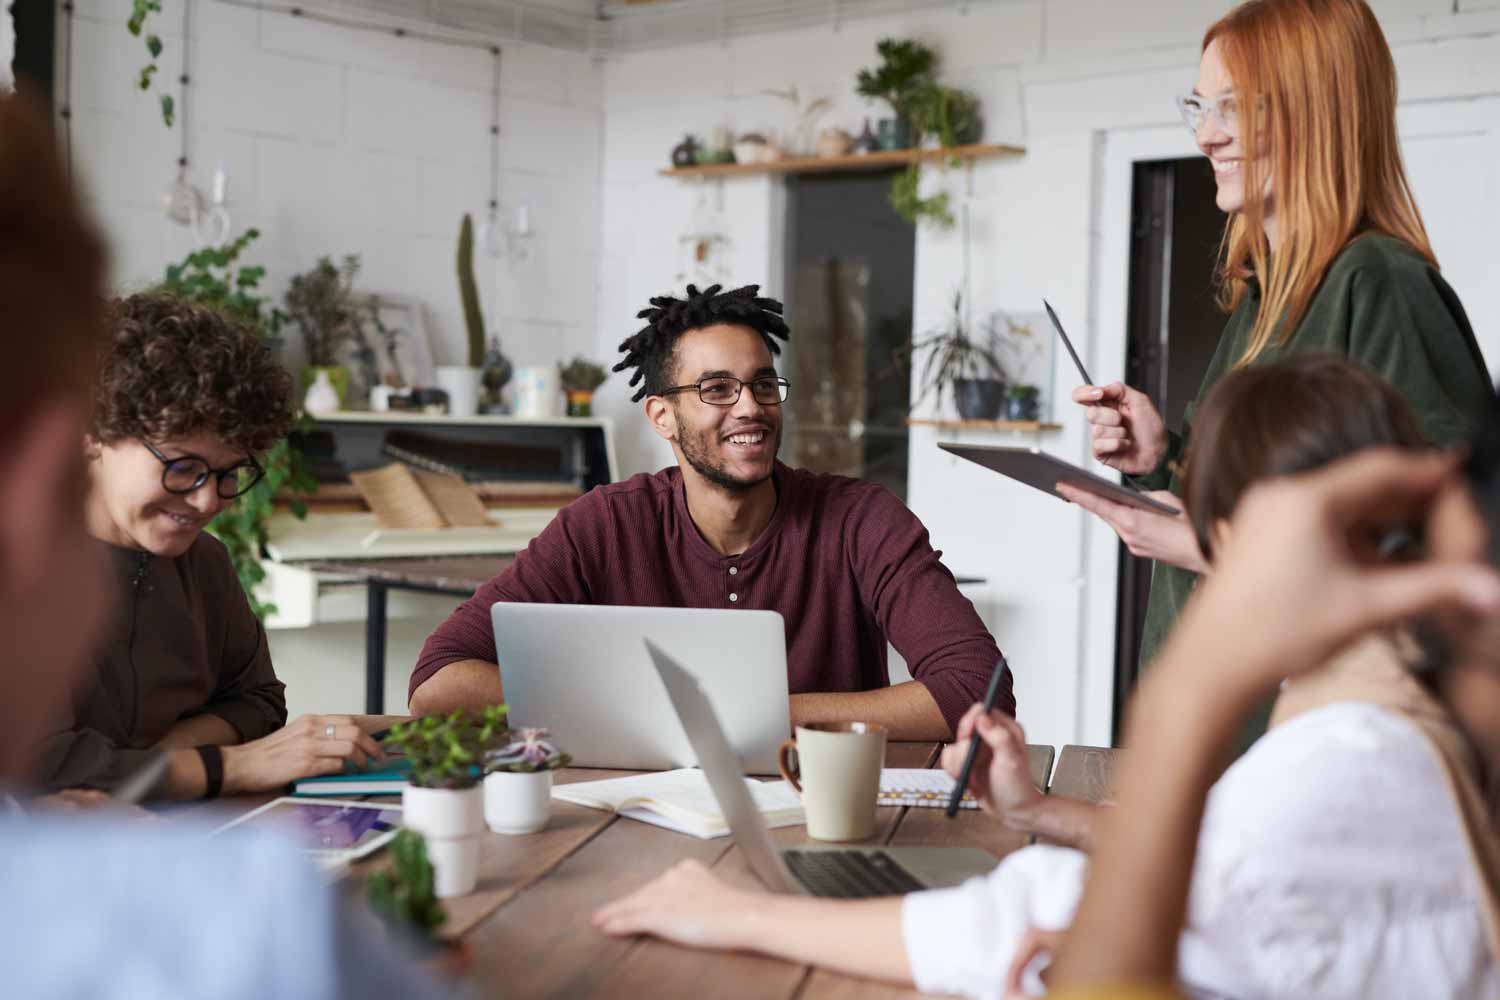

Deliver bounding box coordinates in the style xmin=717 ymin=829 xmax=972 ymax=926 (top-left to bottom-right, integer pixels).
xmin=557 ymin=357 xmax=608 ymax=417
xmin=483 ymin=727 xmax=572 ymax=835
xmin=366 ymin=830 xmax=472 ymax=977
xmin=384 ymin=705 xmax=509 ymax=898
xmin=1005 ymin=383 xmax=1042 ymax=422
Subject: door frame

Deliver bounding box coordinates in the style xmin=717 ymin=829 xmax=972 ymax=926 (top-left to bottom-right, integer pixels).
xmin=1078 ymin=124 xmax=1198 ymax=744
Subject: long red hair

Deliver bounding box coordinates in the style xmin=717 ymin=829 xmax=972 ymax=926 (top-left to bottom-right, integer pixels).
xmin=1205 ymin=0 xmax=1434 ymax=365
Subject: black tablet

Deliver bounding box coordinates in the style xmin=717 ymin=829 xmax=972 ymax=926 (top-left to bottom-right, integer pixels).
xmin=939 ymin=443 xmax=1181 ymax=516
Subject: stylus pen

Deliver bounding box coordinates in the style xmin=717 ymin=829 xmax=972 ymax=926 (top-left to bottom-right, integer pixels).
xmin=1043 ymin=299 xmax=1093 ymax=388
xmin=946 ymin=656 xmax=1010 ymax=818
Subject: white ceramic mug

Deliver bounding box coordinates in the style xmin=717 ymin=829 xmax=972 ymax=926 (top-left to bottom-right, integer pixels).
xmin=777 ymin=722 xmax=886 ymax=841
xmin=512 ymin=365 xmax=560 ymax=419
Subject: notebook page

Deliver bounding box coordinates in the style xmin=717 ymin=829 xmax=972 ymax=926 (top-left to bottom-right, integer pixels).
xmin=552 ymin=768 xmax=805 ymax=838
xmin=878 ymin=768 xmax=979 ymax=809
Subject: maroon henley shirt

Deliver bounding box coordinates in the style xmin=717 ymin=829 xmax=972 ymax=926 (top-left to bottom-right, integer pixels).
xmin=410 ymin=462 xmax=1012 ymax=729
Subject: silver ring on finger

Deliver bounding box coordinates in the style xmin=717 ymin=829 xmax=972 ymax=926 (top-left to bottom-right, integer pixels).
xmin=324 ymin=724 xmax=336 ymax=739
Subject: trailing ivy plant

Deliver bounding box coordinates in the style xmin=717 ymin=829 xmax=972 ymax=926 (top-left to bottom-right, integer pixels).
xmin=157 ymin=229 xmax=317 ymax=618
xmin=127 ymin=1 xmax=174 ymax=126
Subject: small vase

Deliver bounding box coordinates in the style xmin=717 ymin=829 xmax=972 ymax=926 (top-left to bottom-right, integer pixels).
xmin=402 ymin=784 xmax=484 ymax=898
xmin=565 ymin=390 xmax=594 ymax=418
xmin=852 ymin=117 xmax=879 ymax=155
xmin=671 ymin=134 xmax=700 ymax=168
xmin=484 ymin=770 xmax=553 ymax=834
xmin=303 ymin=368 xmax=341 ymax=416
xmin=877 ymin=118 xmax=912 ymax=151
xmin=435 ymin=366 xmax=482 ymax=417
xmin=481 ymin=337 xmax=513 ymax=411
xmin=1005 ymin=392 xmax=1041 ymax=422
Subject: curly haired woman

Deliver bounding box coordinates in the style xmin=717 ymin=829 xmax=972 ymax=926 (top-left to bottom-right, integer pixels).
xmin=36 ymin=292 xmax=384 ymax=800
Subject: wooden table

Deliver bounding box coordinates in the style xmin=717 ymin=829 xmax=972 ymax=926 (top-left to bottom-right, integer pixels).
xmin=188 ymin=720 xmax=1113 ymax=999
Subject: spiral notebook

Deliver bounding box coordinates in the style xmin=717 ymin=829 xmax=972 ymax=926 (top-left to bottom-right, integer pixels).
xmin=878 ymin=768 xmax=978 ymax=809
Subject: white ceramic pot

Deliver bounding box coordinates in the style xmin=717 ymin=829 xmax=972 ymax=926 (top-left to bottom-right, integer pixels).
xmin=512 ymin=365 xmax=560 ymax=419
xmin=401 ymin=784 xmax=484 ymax=898
xmin=435 ymin=365 xmax=482 ymax=417
xmin=303 ymin=369 xmax=340 ymax=416
xmin=484 ymin=770 xmax=553 ymax=835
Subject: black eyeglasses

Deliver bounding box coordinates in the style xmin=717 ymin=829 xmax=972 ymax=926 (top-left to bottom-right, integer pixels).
xmin=141 ymin=440 xmax=265 ymax=500
xmin=660 ymin=375 xmax=790 ymax=407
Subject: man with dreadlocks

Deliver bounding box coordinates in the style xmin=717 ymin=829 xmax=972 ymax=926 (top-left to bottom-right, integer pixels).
xmin=409 ymin=283 xmax=1009 ymax=739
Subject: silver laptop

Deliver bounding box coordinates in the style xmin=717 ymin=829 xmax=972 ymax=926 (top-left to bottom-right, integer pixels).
xmin=491 ymin=603 xmax=790 ymax=772
xmin=646 ymin=638 xmax=998 ymax=898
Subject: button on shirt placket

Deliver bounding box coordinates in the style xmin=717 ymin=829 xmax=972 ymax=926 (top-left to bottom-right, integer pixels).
xmin=727 ymin=563 xmax=740 ymax=604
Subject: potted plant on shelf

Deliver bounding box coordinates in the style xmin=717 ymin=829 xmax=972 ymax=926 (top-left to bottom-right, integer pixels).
xmin=444 ymin=213 xmax=487 ymax=416
xmin=483 ymin=727 xmax=572 ymax=835
xmin=903 ymin=290 xmax=1007 ymax=421
xmin=1005 ymin=383 xmax=1042 ymax=422
xmin=557 ymin=357 xmax=608 ymax=417
xmin=285 ymin=254 xmax=362 ymax=411
xmin=855 ymin=38 xmax=936 ymax=151
xmin=384 ymin=706 xmax=509 ymax=898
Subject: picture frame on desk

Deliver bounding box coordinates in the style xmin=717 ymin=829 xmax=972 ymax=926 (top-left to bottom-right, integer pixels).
xmin=354 ymin=292 xmax=435 ymax=393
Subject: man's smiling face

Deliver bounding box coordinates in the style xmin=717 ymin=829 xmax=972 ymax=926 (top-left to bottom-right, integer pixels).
xmin=659 ymin=323 xmax=783 ymax=492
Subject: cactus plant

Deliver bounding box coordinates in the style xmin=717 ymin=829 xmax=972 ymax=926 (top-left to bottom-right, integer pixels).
xmin=457 ymin=214 xmax=486 ymax=369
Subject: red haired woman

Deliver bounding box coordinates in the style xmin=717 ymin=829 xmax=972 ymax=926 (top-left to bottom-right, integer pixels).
xmin=1066 ymin=0 xmax=1494 ymax=669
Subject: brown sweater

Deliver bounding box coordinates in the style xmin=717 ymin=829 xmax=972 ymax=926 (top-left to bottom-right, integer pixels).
xmin=36 ymin=535 xmax=287 ymax=791
xmin=412 ymin=462 xmax=1010 ymax=731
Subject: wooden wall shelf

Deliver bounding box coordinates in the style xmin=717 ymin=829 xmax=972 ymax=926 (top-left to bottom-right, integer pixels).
xmin=659 ymin=143 xmax=1024 ymax=179
xmin=907 ymin=419 xmax=1063 ymax=432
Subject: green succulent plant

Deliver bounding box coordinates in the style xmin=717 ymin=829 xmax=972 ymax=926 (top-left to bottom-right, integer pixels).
xmin=367 ymin=830 xmax=447 ymax=940
xmin=383 ymin=706 xmax=511 ymax=790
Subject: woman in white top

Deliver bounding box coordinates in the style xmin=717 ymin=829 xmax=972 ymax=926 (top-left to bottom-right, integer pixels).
xmin=593 ymin=355 xmax=1500 ymax=999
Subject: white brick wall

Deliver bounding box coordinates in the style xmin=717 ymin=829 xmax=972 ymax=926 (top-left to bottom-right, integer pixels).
xmin=67 ymin=0 xmax=604 ymax=373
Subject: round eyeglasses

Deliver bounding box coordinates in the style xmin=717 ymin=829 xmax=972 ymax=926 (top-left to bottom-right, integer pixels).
xmin=660 ymin=375 xmax=790 ymax=407
xmin=1176 ymin=93 xmax=1240 ymax=136
xmin=141 ymin=440 xmax=265 ymax=500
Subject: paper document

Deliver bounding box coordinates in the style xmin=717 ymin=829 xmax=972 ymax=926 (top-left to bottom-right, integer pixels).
xmin=552 ymin=768 xmax=804 ymax=839
xmin=879 ymin=768 xmax=978 ymax=809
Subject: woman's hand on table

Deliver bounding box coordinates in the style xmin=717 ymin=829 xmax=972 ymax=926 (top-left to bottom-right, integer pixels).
xmin=1072 ymin=382 xmax=1168 ymax=476
xmin=593 ymin=859 xmax=758 ymax=949
xmin=221 ymin=714 xmax=386 ymax=794
xmin=1057 ymin=484 xmax=1209 ymax=574
xmin=939 ymin=704 xmax=1041 ymax=819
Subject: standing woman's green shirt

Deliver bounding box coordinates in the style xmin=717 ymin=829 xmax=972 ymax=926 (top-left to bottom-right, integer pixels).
xmin=1135 ymin=232 xmax=1494 ymax=668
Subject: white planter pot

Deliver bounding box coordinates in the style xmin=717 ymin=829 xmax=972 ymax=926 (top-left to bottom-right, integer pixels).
xmin=484 ymin=770 xmax=553 ymax=834
xmin=402 ymin=784 xmax=484 ymax=898
xmin=435 ymin=365 xmax=482 ymax=417
xmin=303 ymin=369 xmax=340 ymax=416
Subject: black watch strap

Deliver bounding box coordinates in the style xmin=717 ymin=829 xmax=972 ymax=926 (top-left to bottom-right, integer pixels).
xmin=195 ymin=745 xmax=224 ymax=800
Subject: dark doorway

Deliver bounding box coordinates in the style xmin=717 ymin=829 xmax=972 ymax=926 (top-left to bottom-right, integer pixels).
xmin=11 ymin=0 xmax=57 ymax=110
xmin=783 ymin=171 xmax=916 ymax=499
xmin=1112 ymin=156 xmax=1223 ymax=739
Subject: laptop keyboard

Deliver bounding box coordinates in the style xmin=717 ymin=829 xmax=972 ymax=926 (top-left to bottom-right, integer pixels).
xmin=782 ymin=849 xmax=926 ymax=898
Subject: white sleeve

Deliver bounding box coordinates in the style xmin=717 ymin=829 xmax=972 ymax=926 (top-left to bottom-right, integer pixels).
xmin=899 ymin=844 xmax=1087 ymax=1000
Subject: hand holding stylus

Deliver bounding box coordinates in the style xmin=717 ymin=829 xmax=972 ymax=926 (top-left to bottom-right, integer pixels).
xmin=1071 ymin=382 xmax=1169 ymax=476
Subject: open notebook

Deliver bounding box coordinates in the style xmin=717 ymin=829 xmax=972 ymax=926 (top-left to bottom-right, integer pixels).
xmin=552 ymin=768 xmax=804 ymax=839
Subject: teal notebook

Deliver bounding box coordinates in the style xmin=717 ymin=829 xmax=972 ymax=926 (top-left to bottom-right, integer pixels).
xmin=293 ymin=758 xmax=412 ymax=797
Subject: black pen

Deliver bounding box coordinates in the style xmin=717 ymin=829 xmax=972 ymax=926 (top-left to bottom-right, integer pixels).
xmin=946 ymin=657 xmax=1009 ymax=818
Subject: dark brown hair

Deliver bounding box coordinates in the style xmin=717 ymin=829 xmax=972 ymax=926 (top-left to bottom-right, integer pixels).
xmin=1182 ymin=352 xmax=1427 ymax=560
xmin=0 ymin=94 xmax=108 ymax=444
xmin=92 ymin=293 xmax=295 ymax=455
